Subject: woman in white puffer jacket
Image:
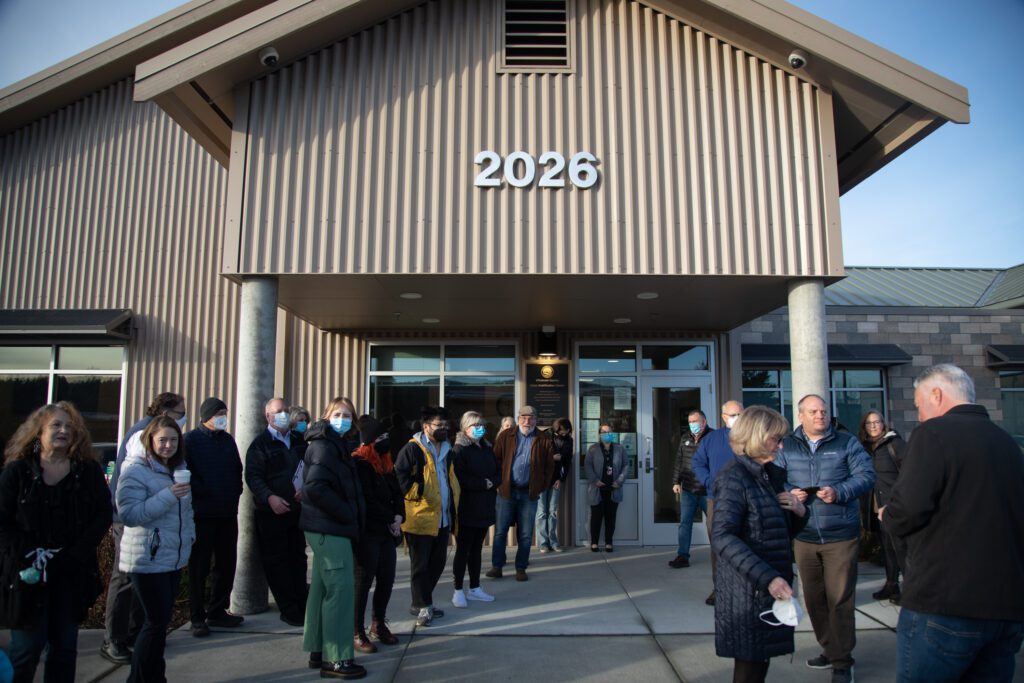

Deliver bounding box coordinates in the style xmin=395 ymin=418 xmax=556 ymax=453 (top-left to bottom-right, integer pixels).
xmin=116 ymin=415 xmax=195 ymax=683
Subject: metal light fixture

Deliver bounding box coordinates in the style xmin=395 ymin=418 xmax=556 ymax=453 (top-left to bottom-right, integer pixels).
xmin=538 ymin=324 xmax=558 ymax=357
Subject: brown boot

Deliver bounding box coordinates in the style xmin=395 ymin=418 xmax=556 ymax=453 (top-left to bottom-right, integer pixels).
xmin=354 ymin=630 xmax=377 ymax=654
xmin=369 ymin=620 xmax=399 ymax=646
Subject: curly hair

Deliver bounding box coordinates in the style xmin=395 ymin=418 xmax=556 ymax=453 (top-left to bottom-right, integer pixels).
xmin=145 ymin=392 xmax=184 ymax=418
xmin=139 ymin=415 xmax=186 ymax=470
xmin=3 ymin=401 xmax=96 ymax=464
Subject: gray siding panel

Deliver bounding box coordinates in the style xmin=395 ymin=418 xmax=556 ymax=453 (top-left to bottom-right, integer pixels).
xmin=0 ymin=79 xmax=237 ymax=430
xmin=236 ymin=0 xmax=838 ymax=278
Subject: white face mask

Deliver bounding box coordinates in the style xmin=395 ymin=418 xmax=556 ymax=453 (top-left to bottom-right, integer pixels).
xmin=175 ymin=415 xmax=187 ymax=430
xmin=759 ymin=597 xmax=804 ymax=627
xmin=272 ymin=411 xmax=290 ymax=430
xmin=212 ymin=415 xmax=229 ymax=431
xmin=725 ymin=415 xmax=739 ymax=429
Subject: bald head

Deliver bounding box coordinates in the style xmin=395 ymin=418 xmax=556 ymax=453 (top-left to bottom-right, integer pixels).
xmin=721 ymin=400 xmax=743 ymax=429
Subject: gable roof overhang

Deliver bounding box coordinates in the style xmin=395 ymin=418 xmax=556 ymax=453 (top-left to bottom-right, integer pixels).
xmin=127 ymin=0 xmax=969 ymax=186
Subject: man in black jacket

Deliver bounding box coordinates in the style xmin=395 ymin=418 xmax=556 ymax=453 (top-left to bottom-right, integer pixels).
xmin=184 ymin=397 xmax=244 ymax=636
xmin=669 ymin=409 xmax=713 ymax=568
xmin=244 ymin=397 xmax=308 ymax=627
xmin=884 ymin=364 xmax=1024 ymax=682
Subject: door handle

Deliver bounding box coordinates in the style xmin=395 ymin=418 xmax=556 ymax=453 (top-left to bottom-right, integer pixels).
xmin=645 ymin=457 xmax=652 ymax=474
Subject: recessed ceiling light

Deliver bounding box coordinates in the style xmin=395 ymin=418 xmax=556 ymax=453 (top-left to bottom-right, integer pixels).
xmin=636 ymin=292 xmax=659 ymax=300
xmin=608 ymin=360 xmax=620 ymax=363
xmin=400 ymin=292 xmax=422 ymax=300
xmin=623 ymin=349 xmax=636 ymax=353
xmin=422 ymin=317 xmax=440 ymax=324
xmin=614 ymin=318 xmax=631 ymax=324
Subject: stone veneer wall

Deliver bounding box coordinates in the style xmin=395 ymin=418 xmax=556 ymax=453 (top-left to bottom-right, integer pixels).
xmin=734 ymin=308 xmax=1024 ymax=436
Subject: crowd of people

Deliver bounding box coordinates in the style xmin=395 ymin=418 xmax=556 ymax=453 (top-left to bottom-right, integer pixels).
xmin=0 ymin=363 xmax=1020 ymax=682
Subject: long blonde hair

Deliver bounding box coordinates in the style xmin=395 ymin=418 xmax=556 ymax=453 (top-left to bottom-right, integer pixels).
xmin=3 ymin=401 xmax=96 ymax=464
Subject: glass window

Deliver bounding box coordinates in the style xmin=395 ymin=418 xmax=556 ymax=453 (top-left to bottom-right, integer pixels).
xmin=832 ymin=369 xmax=883 ymax=390
xmin=0 ymin=375 xmax=49 ymax=446
xmin=742 ymin=389 xmax=782 ymax=415
xmin=578 ymin=377 xmax=638 ymax=478
xmin=54 ymin=375 xmax=122 ymax=444
xmin=642 ymin=345 xmax=709 ymax=371
xmin=1000 ymin=371 xmax=1024 ymax=451
xmin=369 ymin=346 xmax=440 ymax=372
xmin=578 ymin=346 xmax=637 ymax=373
xmin=444 ymin=345 xmax=515 ymax=373
xmin=443 ymin=375 xmax=515 ymax=443
xmin=743 ymin=369 xmax=779 ymax=389
xmin=368 ymin=375 xmax=440 ymax=423
xmin=0 ymin=347 xmax=50 ymax=370
xmin=57 ymin=346 xmax=123 ymax=371
xmin=833 ymin=390 xmax=885 ymax=434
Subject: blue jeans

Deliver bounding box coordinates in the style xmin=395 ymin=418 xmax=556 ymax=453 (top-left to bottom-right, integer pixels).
xmin=9 ymin=573 xmax=78 ymax=683
xmin=492 ymin=489 xmax=538 ymax=570
xmin=897 ymin=608 xmax=1024 ymax=682
xmin=535 ymin=486 xmax=561 ymax=549
xmin=676 ymin=490 xmax=708 ymax=558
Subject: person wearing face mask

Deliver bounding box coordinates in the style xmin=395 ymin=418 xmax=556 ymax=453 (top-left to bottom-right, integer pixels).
xmin=536 ymin=417 xmax=573 ymax=553
xmin=244 ymin=397 xmax=309 ymax=627
xmin=394 ymin=406 xmax=460 ymax=627
xmin=289 ymin=406 xmax=311 ymax=437
xmin=101 ymin=391 xmax=185 ymax=665
xmin=692 ymin=400 xmax=743 ymax=606
xmin=350 ymin=416 xmax=404 ymax=653
xmin=711 ymin=406 xmax=807 ymax=683
xmin=669 ymin=409 xmax=714 ymax=569
xmin=584 ymin=424 xmax=627 ymax=552
xmin=300 ymin=398 xmax=367 ymax=679
xmin=182 ymin=397 xmax=244 ymax=636
xmin=451 ymin=411 xmax=501 ymax=607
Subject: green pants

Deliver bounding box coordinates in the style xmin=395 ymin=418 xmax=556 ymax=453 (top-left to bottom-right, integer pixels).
xmin=303 ymin=532 xmax=355 ymax=662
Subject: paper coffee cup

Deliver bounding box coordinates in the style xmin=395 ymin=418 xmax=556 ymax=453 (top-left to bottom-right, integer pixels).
xmin=173 ymin=469 xmax=191 ymax=485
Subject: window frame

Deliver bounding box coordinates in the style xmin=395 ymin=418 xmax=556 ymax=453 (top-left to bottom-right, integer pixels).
xmin=497 ymin=0 xmax=576 ymax=74
xmin=741 ymin=365 xmax=889 ymax=426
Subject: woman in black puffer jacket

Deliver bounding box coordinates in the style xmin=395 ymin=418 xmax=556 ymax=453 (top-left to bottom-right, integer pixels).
xmin=300 ymin=397 xmax=367 ymax=680
xmin=711 ymin=406 xmax=807 ymax=683
xmin=858 ymin=410 xmax=906 ymax=602
xmin=450 ymin=411 xmax=501 ymax=607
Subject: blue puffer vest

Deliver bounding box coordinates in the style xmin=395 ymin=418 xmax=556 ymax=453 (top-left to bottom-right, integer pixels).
xmin=775 ymin=427 xmax=875 ymax=544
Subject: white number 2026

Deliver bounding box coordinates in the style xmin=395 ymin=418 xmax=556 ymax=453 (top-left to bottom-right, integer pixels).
xmin=474 ymin=151 xmax=598 ymax=189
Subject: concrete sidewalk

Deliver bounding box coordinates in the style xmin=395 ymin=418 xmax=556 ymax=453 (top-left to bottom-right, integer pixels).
xmin=29 ymin=546 xmax=1024 ymax=682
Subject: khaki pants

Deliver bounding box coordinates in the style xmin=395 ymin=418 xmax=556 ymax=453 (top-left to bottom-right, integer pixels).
xmin=795 ymin=538 xmax=859 ymax=669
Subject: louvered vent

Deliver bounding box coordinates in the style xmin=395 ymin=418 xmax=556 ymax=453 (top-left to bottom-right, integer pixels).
xmin=504 ymin=0 xmax=569 ymax=68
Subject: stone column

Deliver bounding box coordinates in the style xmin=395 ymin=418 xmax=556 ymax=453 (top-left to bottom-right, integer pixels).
xmin=787 ymin=279 xmax=830 ymax=408
xmin=230 ymin=276 xmax=279 ymax=614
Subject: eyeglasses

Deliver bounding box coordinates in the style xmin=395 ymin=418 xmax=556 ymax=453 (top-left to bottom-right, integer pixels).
xmin=518 ymin=414 xmax=536 ymax=420
xmin=865 ymin=420 xmax=883 ymax=426
xmin=429 ymin=422 xmax=449 ymax=429
xmin=723 ymin=412 xmax=741 ymax=419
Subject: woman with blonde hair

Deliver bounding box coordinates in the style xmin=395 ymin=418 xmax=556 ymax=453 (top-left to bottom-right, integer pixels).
xmin=451 ymin=411 xmax=500 ymax=607
xmin=300 ymin=397 xmax=367 ymax=679
xmin=711 ymin=405 xmax=807 ymax=683
xmin=0 ymin=401 xmax=112 ymax=683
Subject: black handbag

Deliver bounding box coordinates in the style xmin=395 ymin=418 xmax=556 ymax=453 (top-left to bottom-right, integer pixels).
xmin=0 ymin=549 xmax=43 ymax=630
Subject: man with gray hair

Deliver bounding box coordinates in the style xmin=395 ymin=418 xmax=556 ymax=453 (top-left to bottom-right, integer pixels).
xmin=487 ymin=406 xmax=556 ymax=581
xmin=883 ymin=364 xmax=1024 ymax=682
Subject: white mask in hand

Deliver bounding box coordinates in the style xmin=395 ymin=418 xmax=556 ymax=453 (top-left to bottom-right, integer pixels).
xmin=759 ymin=597 xmax=804 ymax=627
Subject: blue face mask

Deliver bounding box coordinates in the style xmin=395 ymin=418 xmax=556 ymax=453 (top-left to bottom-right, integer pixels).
xmin=689 ymin=422 xmax=702 ymax=435
xmin=294 ymin=421 xmax=308 ymax=434
xmin=330 ymin=417 xmax=352 ymax=434
xmin=600 ymin=432 xmax=615 ymax=444
xmin=471 ymin=425 xmax=486 ymax=440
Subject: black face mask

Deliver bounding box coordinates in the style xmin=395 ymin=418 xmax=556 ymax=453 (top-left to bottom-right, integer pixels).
xmin=431 ymin=429 xmax=448 ymax=442
xmin=374 ymin=439 xmax=390 ymax=455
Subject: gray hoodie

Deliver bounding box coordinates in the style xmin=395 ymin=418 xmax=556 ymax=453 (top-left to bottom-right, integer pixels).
xmin=116 ymin=450 xmax=195 ymax=573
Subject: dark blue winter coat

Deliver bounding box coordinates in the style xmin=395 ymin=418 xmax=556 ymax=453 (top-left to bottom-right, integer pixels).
xmin=183 ymin=425 xmax=243 ymax=519
xmin=711 ymin=455 xmax=807 ymax=661
xmin=774 ymin=426 xmax=874 ymax=544
xmin=692 ymin=427 xmax=733 ymax=500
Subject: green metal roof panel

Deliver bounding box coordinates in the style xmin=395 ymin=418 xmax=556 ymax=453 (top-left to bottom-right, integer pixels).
xmin=826 ymin=267 xmax=1002 ymax=307
xmin=978 ymin=264 xmax=1024 ymax=307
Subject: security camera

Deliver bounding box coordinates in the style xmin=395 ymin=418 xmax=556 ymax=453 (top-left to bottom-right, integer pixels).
xmin=788 ymin=49 xmax=808 ymax=70
xmin=258 ymin=47 xmax=280 ymax=68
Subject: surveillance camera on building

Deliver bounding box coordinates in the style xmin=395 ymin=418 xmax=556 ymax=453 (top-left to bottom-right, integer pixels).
xmin=788 ymin=49 xmax=808 ymax=70
xmin=259 ymin=47 xmax=279 ymax=68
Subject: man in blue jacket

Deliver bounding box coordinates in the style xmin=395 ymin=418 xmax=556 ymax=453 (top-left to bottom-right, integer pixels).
xmin=184 ymin=397 xmax=244 ymax=636
xmin=776 ymin=394 xmax=874 ymax=683
xmin=691 ymin=399 xmax=743 ymax=605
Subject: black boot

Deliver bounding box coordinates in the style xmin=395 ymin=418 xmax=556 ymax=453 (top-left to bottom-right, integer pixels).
xmin=321 ymin=660 xmax=367 ymax=679
xmin=872 ymin=582 xmax=900 ymax=601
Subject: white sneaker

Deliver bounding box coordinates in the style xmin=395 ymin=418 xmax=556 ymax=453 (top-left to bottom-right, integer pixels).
xmin=466 ymin=587 xmax=495 ymax=602
xmin=451 ymin=589 xmax=468 ymax=608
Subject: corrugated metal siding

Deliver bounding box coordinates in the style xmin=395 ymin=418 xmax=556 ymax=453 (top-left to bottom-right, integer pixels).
xmin=0 ymin=79 xmax=237 ymax=431
xmin=235 ymin=0 xmax=834 ymax=277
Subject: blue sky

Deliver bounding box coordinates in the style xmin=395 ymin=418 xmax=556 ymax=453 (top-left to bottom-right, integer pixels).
xmin=1 ymin=0 xmax=1021 ymax=269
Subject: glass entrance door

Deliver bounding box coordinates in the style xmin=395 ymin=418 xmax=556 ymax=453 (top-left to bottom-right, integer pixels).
xmin=639 ymin=378 xmax=714 ymax=545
